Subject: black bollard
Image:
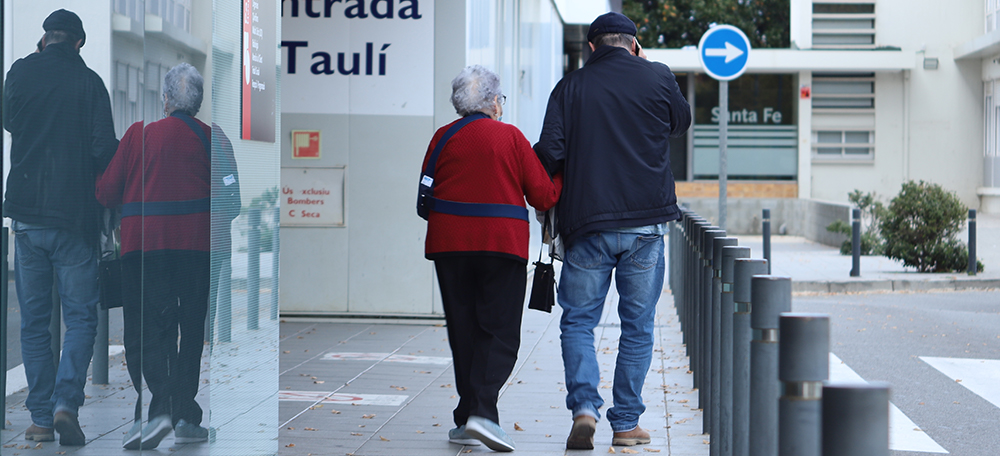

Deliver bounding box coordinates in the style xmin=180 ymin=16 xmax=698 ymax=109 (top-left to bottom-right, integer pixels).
xmin=778 ymin=313 xmax=830 ymax=456
xmin=731 ymin=259 xmax=768 ymax=456
xmin=1 ymin=228 xmax=8 ymax=428
xmin=691 ymin=220 xmax=709 ymax=386
xmin=850 ymin=208 xmax=861 ymax=277
xmin=248 ymin=207 xmax=261 ymax=330
xmin=701 ymin=227 xmax=726 ymax=434
xmin=720 ymin=246 xmax=750 ymax=456
xmin=969 ymin=209 xmax=977 ymax=276
xmin=748 ymin=275 xmax=791 ymax=456
xmin=711 ymin=236 xmax=738 ymax=456
xmin=822 ymin=382 xmax=891 ymax=456
xmin=92 ymin=308 xmax=109 ymax=384
xmin=762 ymin=209 xmax=772 ymax=274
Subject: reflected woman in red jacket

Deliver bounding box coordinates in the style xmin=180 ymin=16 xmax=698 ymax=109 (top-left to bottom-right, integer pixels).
xmin=420 ymin=65 xmax=562 ymax=452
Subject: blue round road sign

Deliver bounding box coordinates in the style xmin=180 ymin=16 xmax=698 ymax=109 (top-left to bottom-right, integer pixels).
xmin=698 ymin=25 xmax=751 ymax=81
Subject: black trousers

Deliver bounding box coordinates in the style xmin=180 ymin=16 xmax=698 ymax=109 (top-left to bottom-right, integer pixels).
xmin=434 ymin=256 xmax=526 ymax=426
xmin=122 ymin=251 xmax=209 ymax=426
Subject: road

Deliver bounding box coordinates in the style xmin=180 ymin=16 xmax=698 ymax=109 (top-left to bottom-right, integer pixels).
xmin=794 ymin=290 xmax=1000 ymax=456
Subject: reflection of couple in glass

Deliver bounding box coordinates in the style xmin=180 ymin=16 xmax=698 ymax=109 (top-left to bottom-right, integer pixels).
xmin=97 ymin=63 xmax=241 ymax=450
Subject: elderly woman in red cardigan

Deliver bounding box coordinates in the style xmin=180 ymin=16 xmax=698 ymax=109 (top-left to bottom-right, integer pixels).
xmin=420 ymin=65 xmax=562 ymax=452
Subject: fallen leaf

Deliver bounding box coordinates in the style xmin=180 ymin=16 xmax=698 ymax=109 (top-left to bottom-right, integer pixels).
xmin=644 ymin=449 xmax=661 ymax=453
xmin=545 ymin=434 xmax=552 ymax=437
xmin=362 ymin=414 xmax=376 ymax=419
xmin=351 ymin=432 xmax=363 ymax=436
xmin=380 ymin=436 xmax=390 ymax=441
xmin=621 ymin=449 xmax=639 ymax=454
xmin=433 ymin=423 xmax=441 ymax=427
xmin=416 ymin=430 xmax=425 ymax=434
xmin=332 ymin=410 xmax=341 ymax=414
xmin=956 ymin=379 xmax=963 ymax=383
xmin=286 ymin=443 xmax=296 ymax=447
xmin=914 ymin=428 xmax=923 ymax=432
xmin=314 ymin=380 xmax=325 ymax=384
xmin=608 ymin=446 xmax=616 ymax=454
xmin=514 ymin=423 xmax=524 ymax=431
xmin=304 ymin=427 xmax=317 ymax=431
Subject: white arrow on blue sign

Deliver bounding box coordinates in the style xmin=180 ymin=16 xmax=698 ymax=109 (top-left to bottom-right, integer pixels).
xmin=698 ymin=25 xmax=751 ymax=81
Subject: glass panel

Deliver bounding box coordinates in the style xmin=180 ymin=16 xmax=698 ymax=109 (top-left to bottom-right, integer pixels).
xmin=845 ymin=147 xmax=871 ymax=155
xmin=845 ymin=131 xmax=870 ymax=143
xmin=817 ymin=131 xmax=843 ymax=143
xmin=812 ymin=80 xmax=873 ymax=95
xmin=813 ymin=34 xmax=875 ymax=45
xmin=813 ymin=3 xmax=876 ymax=14
xmin=813 ymin=97 xmax=874 ymax=108
xmin=817 ymin=147 xmax=843 ymax=155
xmin=812 ymin=19 xmax=875 ymax=30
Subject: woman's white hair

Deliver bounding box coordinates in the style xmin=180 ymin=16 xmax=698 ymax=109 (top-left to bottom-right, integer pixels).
xmin=163 ymin=62 xmax=204 ymax=116
xmin=450 ymin=65 xmax=502 ymax=117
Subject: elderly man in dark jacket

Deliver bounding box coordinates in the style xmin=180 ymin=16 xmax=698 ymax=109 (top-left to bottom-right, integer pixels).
xmin=2 ymin=9 xmax=118 ymax=446
xmin=534 ymin=11 xmax=691 ymax=451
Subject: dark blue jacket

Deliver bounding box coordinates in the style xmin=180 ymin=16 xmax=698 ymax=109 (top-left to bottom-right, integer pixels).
xmin=3 ymin=42 xmax=118 ymax=241
xmin=534 ymin=45 xmax=691 ymax=243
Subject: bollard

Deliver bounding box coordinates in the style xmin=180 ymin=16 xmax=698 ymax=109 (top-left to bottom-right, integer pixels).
xmin=850 ymin=208 xmax=861 ymax=277
xmin=711 ymin=237 xmax=738 ymax=456
xmin=248 ymin=207 xmax=261 ymax=330
xmin=762 ymin=209 xmax=772 ymax=274
xmin=748 ymin=275 xmax=791 ymax=456
xmin=700 ymin=227 xmax=725 ymax=433
xmin=731 ymin=259 xmax=768 ymax=456
xmin=720 ymin=246 xmax=750 ymax=456
xmin=1 ymin=227 xmax=8 ymax=428
xmin=92 ymin=308 xmax=109 ymax=384
xmin=271 ymin=207 xmax=281 ymax=320
xmin=219 ymin=256 xmax=233 ymax=343
xmin=969 ymin=209 xmax=977 ymax=276
xmin=691 ymin=221 xmax=710 ymax=391
xmin=822 ymin=382 xmax=890 ymax=456
xmin=778 ymin=313 xmax=829 ymax=456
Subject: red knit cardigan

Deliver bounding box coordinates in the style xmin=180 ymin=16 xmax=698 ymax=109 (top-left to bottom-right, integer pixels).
xmin=422 ymin=117 xmax=562 ymax=262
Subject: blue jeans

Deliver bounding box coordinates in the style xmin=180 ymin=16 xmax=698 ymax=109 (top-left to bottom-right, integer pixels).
xmin=13 ymin=222 xmax=99 ymax=428
xmin=558 ymin=231 xmax=664 ymax=432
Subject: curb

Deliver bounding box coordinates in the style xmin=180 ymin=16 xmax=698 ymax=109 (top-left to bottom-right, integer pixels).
xmin=792 ymin=278 xmax=1000 ymax=294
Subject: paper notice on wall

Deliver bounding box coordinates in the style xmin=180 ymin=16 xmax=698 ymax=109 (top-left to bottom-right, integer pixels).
xmin=280 ymin=167 xmax=345 ymax=226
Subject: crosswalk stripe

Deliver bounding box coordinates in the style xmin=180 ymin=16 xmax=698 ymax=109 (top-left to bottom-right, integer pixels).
xmin=829 ymin=353 xmax=948 ymax=454
xmin=920 ymin=357 xmax=1000 ymax=409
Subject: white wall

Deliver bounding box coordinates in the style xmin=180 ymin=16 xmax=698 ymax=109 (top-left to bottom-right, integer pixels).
xmin=806 ymin=0 xmax=985 ymax=208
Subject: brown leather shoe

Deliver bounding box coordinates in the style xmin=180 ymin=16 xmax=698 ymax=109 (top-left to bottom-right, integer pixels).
xmin=612 ymin=426 xmax=651 ymax=446
xmin=566 ymin=415 xmax=596 ymax=450
xmin=53 ymin=411 xmax=86 ymax=446
xmin=25 ymin=424 xmax=55 ymax=442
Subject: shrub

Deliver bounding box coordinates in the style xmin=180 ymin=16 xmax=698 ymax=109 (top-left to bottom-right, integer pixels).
xmin=826 ymin=190 xmax=886 ymax=255
xmin=879 ymin=181 xmax=983 ymax=273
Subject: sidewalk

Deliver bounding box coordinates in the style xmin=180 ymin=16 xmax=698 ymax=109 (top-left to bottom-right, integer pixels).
xmin=734 ymin=212 xmax=1000 ymax=293
xmin=277 ymin=286 xmax=706 ymax=455
xmin=2 ymin=285 xmax=707 ymax=455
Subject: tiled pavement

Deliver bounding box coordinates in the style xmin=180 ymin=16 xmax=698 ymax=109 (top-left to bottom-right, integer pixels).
xmin=277 ymin=284 xmax=707 ymax=456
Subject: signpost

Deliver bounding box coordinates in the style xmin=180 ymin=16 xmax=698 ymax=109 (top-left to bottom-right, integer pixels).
xmin=699 ymin=25 xmax=751 ymax=231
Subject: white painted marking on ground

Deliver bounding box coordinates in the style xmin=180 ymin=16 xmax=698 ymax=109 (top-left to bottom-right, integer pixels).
xmin=320 ymin=352 xmax=452 ymax=365
xmin=921 ymin=357 xmax=1000 ymax=409
xmin=279 ymin=391 xmax=408 ymax=406
xmin=829 ymin=353 xmax=948 ymax=454
xmin=6 ymin=345 xmax=125 ymax=397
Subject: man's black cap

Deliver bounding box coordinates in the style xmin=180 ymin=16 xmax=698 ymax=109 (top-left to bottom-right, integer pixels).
xmin=587 ymin=12 xmax=637 ymax=43
xmin=43 ymin=9 xmax=86 ymax=47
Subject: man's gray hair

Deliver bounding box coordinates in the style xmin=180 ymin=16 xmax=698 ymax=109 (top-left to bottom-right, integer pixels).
xmin=450 ymin=65 xmax=502 ymax=117
xmin=163 ymin=63 xmax=204 ymax=116
xmin=592 ymin=32 xmax=635 ymax=50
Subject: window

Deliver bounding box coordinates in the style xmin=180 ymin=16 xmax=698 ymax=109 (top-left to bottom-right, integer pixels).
xmin=989 ymin=0 xmax=1000 ymax=33
xmin=812 ymin=72 xmax=874 ymax=110
xmin=812 ymin=2 xmax=876 ymax=49
xmin=813 ymin=130 xmax=874 ymax=159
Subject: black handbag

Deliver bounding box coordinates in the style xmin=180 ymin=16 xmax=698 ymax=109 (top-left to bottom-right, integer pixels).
xmin=528 ymin=218 xmax=556 ymax=313
xmin=99 ymin=255 xmax=123 ymax=310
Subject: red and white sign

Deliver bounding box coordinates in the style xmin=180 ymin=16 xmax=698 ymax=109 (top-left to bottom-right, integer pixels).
xmin=280 ymin=167 xmax=345 ymax=227
xmin=291 ymin=130 xmax=321 ymax=159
